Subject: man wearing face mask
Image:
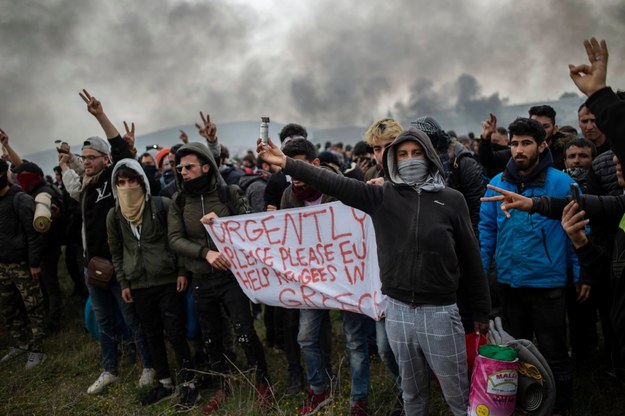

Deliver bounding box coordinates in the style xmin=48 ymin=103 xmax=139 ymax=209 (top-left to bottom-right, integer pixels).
xmin=258 ymin=129 xmax=490 ymax=416
xmin=11 ymin=161 xmax=64 ymax=334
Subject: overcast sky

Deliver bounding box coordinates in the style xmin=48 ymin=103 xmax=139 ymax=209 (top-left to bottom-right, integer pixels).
xmin=1 ymin=0 xmax=624 ymax=155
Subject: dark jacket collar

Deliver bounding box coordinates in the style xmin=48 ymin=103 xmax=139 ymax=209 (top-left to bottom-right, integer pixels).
xmin=503 ymin=147 xmax=553 ymax=190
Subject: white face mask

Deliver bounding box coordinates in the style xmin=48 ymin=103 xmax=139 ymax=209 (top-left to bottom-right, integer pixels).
xmin=397 ymin=158 xmax=429 ymax=185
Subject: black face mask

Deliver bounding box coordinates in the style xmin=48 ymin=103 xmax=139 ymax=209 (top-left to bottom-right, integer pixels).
xmin=183 ymin=174 xmax=211 ymax=195
xmin=142 ymin=164 xmax=157 ymax=179
xmin=0 ymin=174 xmax=7 ymax=190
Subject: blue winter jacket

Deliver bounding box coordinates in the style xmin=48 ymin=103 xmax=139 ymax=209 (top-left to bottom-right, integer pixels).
xmin=479 ymin=151 xmax=580 ymax=288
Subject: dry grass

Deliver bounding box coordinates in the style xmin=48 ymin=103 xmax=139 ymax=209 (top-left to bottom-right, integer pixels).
xmin=1 ymin=270 xmax=624 ymax=415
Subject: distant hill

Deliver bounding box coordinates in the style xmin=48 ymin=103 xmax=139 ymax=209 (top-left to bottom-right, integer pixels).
xmin=23 ymin=121 xmax=368 ymax=174
xmin=22 ymin=95 xmax=585 ymax=175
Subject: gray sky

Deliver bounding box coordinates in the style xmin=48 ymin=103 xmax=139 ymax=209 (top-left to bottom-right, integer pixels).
xmin=2 ymin=0 xmax=624 ymax=155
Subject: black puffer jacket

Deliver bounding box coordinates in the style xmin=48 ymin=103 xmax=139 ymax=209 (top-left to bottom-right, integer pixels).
xmin=446 ymin=142 xmax=485 ymax=237
xmin=282 ymin=128 xmax=490 ymax=323
xmin=591 ymin=150 xmax=621 ymax=196
xmin=0 ymin=185 xmax=43 ymax=266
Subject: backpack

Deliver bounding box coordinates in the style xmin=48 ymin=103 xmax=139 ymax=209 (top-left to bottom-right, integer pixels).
xmin=451 ymin=153 xmax=490 ymax=189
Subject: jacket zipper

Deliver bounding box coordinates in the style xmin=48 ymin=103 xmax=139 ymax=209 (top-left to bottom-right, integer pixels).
xmin=411 ymin=188 xmax=421 ymax=305
xmin=541 ymin=229 xmax=553 ymax=264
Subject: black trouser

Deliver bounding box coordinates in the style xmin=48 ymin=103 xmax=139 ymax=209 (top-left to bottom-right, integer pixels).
xmin=193 ymin=272 xmax=270 ymax=385
xmin=133 ymin=283 xmax=193 ymax=382
xmin=65 ymin=242 xmax=87 ymax=298
xmin=39 ymin=247 xmax=62 ymax=329
xmin=501 ymin=285 xmax=573 ymax=411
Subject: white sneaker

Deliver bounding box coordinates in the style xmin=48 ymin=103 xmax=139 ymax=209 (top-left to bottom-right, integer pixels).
xmin=25 ymin=352 xmax=47 ymax=369
xmin=87 ymin=371 xmax=119 ymax=395
xmin=139 ymin=367 xmax=156 ymax=387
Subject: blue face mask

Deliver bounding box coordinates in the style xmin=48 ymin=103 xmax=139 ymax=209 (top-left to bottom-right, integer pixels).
xmin=397 ymin=158 xmax=429 ymax=185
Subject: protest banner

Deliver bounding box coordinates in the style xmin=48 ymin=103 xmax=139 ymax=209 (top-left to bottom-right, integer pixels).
xmin=204 ymin=201 xmax=384 ymax=320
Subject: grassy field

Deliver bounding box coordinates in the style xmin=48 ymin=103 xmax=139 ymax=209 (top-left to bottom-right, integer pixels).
xmin=1 ymin=271 xmax=624 ymax=415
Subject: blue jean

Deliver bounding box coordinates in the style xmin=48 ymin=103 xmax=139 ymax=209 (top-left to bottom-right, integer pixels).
xmin=88 ymin=276 xmax=153 ymax=374
xmin=298 ymin=309 xmax=370 ymax=404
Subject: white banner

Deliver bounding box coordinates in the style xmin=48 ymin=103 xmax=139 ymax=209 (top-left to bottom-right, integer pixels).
xmin=204 ymin=201 xmax=384 ymax=320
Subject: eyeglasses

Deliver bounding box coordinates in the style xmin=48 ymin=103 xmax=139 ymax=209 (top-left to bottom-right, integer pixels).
xmin=176 ymin=163 xmax=200 ymax=173
xmin=83 ymin=155 xmax=104 ymax=162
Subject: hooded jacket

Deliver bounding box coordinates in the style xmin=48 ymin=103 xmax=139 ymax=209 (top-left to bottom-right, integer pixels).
xmin=168 ymin=142 xmax=233 ymax=274
xmin=480 ymin=148 xmax=580 ymax=289
xmin=445 ymin=141 xmax=486 ymax=237
xmin=239 ymin=170 xmax=270 ymax=213
xmin=0 ymin=184 xmax=43 ymax=266
xmin=281 ymin=128 xmax=490 ymax=323
xmin=106 ymin=159 xmax=181 ymax=290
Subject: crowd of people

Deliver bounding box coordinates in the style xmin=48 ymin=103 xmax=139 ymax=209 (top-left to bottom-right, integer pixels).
xmin=0 ymin=37 xmax=624 ymax=416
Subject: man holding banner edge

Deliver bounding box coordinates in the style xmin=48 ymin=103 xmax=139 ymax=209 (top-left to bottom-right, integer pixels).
xmin=257 ymin=129 xmax=490 ymax=416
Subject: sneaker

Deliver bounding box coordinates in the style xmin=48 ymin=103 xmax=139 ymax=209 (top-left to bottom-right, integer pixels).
xmin=141 ymin=382 xmax=176 ymax=406
xmin=87 ymin=371 xmax=119 ymax=395
xmin=201 ymin=388 xmax=227 ymax=414
xmin=0 ymin=345 xmax=29 ymax=364
xmin=286 ymin=368 xmax=304 ymax=396
xmin=139 ymin=367 xmax=156 ymax=387
xmin=297 ymin=388 xmax=332 ymax=416
xmin=256 ymin=383 xmax=274 ymax=409
xmin=176 ymin=382 xmax=200 ymax=410
xmin=351 ymin=400 xmax=369 ymax=416
xmin=25 ymin=351 xmax=47 ymax=369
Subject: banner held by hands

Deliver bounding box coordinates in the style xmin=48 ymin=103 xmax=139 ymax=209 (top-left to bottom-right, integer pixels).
xmin=204 ymin=201 xmax=384 ymax=320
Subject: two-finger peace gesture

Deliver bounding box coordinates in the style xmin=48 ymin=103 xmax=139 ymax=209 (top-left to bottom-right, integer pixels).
xmin=123 ymin=121 xmax=136 ymax=148
xmin=196 ymin=111 xmax=217 ymax=142
xmin=79 ymin=89 xmax=104 ymax=116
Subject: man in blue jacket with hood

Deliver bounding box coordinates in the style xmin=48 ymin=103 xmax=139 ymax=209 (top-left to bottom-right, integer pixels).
xmin=480 ymin=117 xmax=578 ymax=415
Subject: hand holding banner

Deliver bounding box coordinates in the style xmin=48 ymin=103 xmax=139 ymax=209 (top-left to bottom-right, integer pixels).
xmin=204 ymin=201 xmax=384 ymax=320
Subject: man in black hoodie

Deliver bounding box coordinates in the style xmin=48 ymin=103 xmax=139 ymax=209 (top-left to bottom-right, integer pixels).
xmin=258 ymin=129 xmax=490 ymax=416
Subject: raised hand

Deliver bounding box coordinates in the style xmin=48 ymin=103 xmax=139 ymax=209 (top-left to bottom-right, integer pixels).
xmin=0 ymin=127 xmax=8 ymax=147
xmin=79 ymin=89 xmax=104 ymax=116
xmin=256 ymin=138 xmax=287 ymax=169
xmin=480 ymin=184 xmax=533 ymax=218
xmin=198 ymin=111 xmax=217 ymax=142
xmin=179 ymin=129 xmax=189 ymax=144
xmin=569 ymin=38 xmax=608 ymax=97
xmin=58 ymin=152 xmax=71 ymax=170
xmin=123 ymin=121 xmax=135 ymax=148
xmin=481 ymin=113 xmax=497 ymax=139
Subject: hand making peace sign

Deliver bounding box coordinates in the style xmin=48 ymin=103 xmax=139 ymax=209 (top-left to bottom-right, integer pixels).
xmin=79 ymin=89 xmax=104 ymax=116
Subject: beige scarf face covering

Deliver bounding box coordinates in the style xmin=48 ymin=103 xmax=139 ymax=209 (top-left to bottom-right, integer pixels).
xmin=117 ymin=185 xmax=146 ymax=225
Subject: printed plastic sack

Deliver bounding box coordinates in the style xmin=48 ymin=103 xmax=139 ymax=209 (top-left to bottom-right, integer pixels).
xmin=466 ymin=333 xmax=489 ymax=376
xmin=469 ymin=345 xmax=519 ymax=416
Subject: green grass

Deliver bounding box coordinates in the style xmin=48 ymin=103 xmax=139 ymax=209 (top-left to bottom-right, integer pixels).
xmin=1 ymin=268 xmax=624 ymax=415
